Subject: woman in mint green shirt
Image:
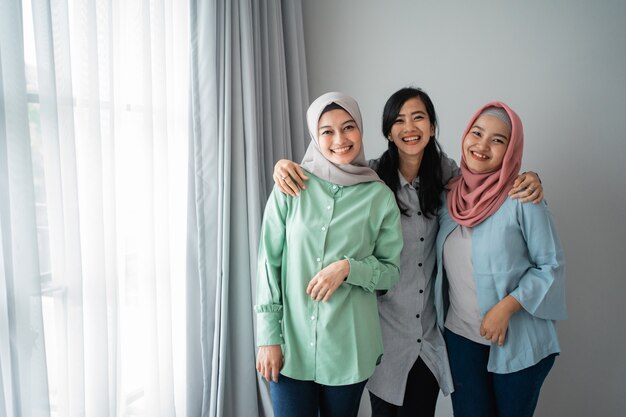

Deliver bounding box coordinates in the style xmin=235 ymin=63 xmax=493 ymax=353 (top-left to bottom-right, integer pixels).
xmin=255 ymin=92 xmax=403 ymax=417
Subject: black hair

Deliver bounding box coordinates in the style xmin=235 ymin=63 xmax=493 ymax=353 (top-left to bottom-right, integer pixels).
xmin=375 ymin=87 xmax=445 ymax=217
xmin=319 ymin=102 xmax=345 ymax=118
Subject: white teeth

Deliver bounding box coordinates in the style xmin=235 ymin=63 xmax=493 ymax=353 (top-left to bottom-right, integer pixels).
xmin=402 ymin=136 xmax=419 ymax=142
xmin=333 ymin=146 xmax=352 ymax=153
xmin=471 ymin=151 xmax=489 ymax=159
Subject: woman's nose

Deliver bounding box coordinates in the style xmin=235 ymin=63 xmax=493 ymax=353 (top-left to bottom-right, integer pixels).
xmin=474 ymin=137 xmax=489 ymax=149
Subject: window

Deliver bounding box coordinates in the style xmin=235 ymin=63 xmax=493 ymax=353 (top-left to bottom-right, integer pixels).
xmin=20 ymin=0 xmax=189 ymax=414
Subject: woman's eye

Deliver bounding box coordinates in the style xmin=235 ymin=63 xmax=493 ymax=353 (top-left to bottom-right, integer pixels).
xmin=472 ymin=130 xmax=481 ymax=137
xmin=344 ymin=125 xmax=355 ymax=131
xmin=320 ymin=129 xmax=332 ymax=135
xmin=413 ymin=115 xmax=423 ymax=121
xmin=393 ymin=119 xmax=402 ymax=124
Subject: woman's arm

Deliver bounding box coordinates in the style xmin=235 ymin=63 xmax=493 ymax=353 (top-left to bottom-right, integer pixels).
xmin=509 ymin=171 xmax=544 ymax=204
xmin=343 ymin=192 xmax=403 ymax=292
xmin=508 ymin=199 xmax=567 ymax=320
xmin=256 ymin=345 xmax=283 ymax=383
xmin=255 ymin=189 xmax=289 ymax=381
xmin=479 ymin=200 xmax=566 ymax=346
xmin=273 ymin=159 xmax=309 ymax=196
xmin=255 ymin=189 xmax=288 ymax=346
xmin=479 ymin=295 xmax=522 ymax=347
xmin=305 ymin=191 xmax=403 ymax=301
xmin=305 ymin=259 xmax=350 ymax=302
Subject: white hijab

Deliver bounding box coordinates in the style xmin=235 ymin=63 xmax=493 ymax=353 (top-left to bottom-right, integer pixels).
xmin=300 ymin=92 xmax=382 ymax=186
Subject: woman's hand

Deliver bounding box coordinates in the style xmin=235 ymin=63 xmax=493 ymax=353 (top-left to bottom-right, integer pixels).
xmin=509 ymin=171 xmax=544 ymax=204
xmin=306 ymin=260 xmax=350 ymax=302
xmin=480 ymin=295 xmax=522 ymax=347
xmin=256 ymin=345 xmax=283 ymax=383
xmin=273 ymin=159 xmax=309 ymax=196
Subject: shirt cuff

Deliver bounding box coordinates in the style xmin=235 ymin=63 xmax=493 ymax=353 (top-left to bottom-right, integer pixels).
xmin=344 ymin=256 xmax=378 ymax=292
xmin=256 ymin=310 xmax=284 ymax=346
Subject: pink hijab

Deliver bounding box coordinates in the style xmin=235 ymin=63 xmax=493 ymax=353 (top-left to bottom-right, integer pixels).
xmin=447 ymin=102 xmax=524 ymax=227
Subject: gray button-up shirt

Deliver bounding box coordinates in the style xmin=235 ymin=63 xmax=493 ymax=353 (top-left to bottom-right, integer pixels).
xmin=366 ymin=156 xmax=458 ymax=405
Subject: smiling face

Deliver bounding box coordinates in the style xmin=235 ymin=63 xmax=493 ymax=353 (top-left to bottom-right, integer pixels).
xmin=463 ymin=114 xmax=511 ymax=174
xmin=317 ymin=108 xmax=362 ymax=165
xmin=388 ymin=97 xmax=435 ymax=160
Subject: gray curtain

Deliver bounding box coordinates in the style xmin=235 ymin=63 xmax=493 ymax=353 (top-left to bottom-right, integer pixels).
xmin=186 ymin=1 xmax=308 ymax=416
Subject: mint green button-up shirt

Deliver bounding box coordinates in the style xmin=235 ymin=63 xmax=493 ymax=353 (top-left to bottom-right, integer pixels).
xmin=256 ymin=172 xmax=403 ymax=386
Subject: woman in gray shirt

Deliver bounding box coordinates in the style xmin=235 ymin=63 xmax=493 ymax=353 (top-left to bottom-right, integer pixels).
xmin=273 ymin=87 xmax=543 ymax=417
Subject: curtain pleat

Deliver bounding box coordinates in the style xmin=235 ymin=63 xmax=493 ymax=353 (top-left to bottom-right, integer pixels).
xmin=0 ymin=1 xmax=51 ymax=416
xmin=187 ymin=0 xmax=308 ymax=416
xmin=32 ymin=1 xmax=86 ymax=414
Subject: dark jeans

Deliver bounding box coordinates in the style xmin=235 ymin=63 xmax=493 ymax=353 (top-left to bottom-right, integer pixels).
xmin=369 ymin=356 xmax=440 ymax=417
xmin=270 ymin=374 xmax=367 ymax=417
xmin=445 ymin=329 xmax=556 ymax=417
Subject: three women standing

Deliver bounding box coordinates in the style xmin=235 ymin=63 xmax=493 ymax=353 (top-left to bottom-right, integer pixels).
xmin=272 ymin=88 xmax=545 ymax=417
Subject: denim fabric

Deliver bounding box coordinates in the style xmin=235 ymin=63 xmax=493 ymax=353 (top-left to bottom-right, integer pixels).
xmin=270 ymin=374 xmax=367 ymax=417
xmin=445 ymin=329 xmax=556 ymax=417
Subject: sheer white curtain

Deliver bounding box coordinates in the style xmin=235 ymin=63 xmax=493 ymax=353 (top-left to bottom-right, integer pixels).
xmin=186 ymin=1 xmax=308 ymax=416
xmin=1 ymin=0 xmax=189 ymax=416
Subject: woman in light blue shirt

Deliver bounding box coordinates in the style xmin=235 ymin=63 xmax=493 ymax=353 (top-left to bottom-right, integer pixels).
xmin=435 ymin=102 xmax=567 ymax=417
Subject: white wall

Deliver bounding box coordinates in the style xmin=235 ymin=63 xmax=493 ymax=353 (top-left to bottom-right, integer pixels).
xmin=302 ymin=1 xmax=626 ymax=416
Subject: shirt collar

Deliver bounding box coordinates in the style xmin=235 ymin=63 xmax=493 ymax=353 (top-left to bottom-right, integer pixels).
xmin=398 ymin=170 xmax=420 ymax=188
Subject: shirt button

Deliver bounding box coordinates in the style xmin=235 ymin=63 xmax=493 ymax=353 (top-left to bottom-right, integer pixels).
xmin=316 ymin=257 xmax=321 ymax=262
xmin=321 ymin=226 xmax=326 ymax=231
xmin=311 ymin=315 xmax=316 ymax=321
xmin=327 ymin=205 xmax=331 ymax=210
xmin=417 ymin=339 xmax=422 ymax=343
xmin=416 ymin=314 xmax=420 ymax=318
xmin=417 ymin=211 xmax=422 ymax=216
xmin=419 ymin=289 xmax=424 ymax=294
xmin=279 ymin=333 xmax=283 ymax=337
xmin=418 ymin=263 xmax=423 ymax=267
xmin=333 ymin=185 xmax=338 ymax=190
xmin=310 ymin=342 xmax=314 ymax=346
xmin=420 ymin=237 xmax=424 ymax=241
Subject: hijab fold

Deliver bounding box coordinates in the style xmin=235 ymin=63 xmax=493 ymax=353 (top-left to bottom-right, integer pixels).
xmin=300 ymin=92 xmax=382 ymax=186
xmin=447 ymin=102 xmax=524 ymax=227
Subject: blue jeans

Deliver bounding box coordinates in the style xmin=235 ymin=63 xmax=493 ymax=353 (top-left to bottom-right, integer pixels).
xmin=445 ymin=329 xmax=556 ymax=417
xmin=369 ymin=356 xmax=440 ymax=417
xmin=270 ymin=374 xmax=367 ymax=417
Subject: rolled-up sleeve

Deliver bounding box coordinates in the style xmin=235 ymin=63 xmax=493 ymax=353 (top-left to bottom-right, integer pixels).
xmin=345 ymin=193 xmax=403 ymax=291
xmin=509 ymin=200 xmax=567 ymax=320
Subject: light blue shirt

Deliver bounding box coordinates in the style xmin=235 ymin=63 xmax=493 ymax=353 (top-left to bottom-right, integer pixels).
xmin=435 ymin=194 xmax=567 ymax=374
